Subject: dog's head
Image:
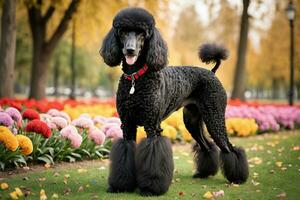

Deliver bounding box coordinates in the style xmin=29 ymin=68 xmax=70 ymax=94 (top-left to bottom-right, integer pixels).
xmin=100 ymin=7 xmax=168 ymax=71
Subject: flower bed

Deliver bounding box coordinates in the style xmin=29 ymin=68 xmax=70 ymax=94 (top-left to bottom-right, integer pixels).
xmin=1 ymin=98 xmax=300 ymax=170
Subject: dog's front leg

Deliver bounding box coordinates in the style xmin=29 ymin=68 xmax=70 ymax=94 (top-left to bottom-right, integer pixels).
xmin=107 ymin=124 xmax=137 ymax=193
xmin=135 ymin=124 xmax=174 ymax=196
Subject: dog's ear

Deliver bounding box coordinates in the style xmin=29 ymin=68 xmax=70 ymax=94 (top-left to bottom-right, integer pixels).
xmin=100 ymin=28 xmax=122 ymax=67
xmin=145 ymin=28 xmax=168 ymax=71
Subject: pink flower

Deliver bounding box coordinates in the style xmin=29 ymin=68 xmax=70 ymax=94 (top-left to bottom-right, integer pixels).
xmin=40 ymin=114 xmax=57 ymax=129
xmin=106 ymin=117 xmax=121 ymax=124
xmin=104 ymin=124 xmax=123 ymax=139
xmin=52 ymin=117 xmax=68 ymax=129
xmin=60 ymin=125 xmax=82 ymax=148
xmin=93 ymin=116 xmax=107 ymax=124
xmin=47 ymin=109 xmax=71 ymax=123
xmin=5 ymin=107 xmax=22 ymax=122
xmin=89 ymin=126 xmax=106 ymax=145
xmin=0 ymin=112 xmax=14 ymax=127
xmin=71 ymin=117 xmax=94 ymax=129
xmin=47 ymin=109 xmax=61 ymax=116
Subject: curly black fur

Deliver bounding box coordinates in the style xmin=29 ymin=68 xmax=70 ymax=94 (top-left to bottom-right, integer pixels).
xmin=199 ymin=43 xmax=228 ymax=73
xmin=107 ymin=139 xmax=136 ymax=193
xmin=220 ymin=146 xmax=249 ymax=184
xmin=193 ymin=142 xmax=220 ymax=178
xmin=100 ymin=7 xmax=249 ymax=195
xmin=136 ymin=136 xmax=174 ymax=196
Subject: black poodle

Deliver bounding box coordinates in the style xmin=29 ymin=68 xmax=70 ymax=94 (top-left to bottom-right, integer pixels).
xmin=100 ymin=7 xmax=249 ymax=196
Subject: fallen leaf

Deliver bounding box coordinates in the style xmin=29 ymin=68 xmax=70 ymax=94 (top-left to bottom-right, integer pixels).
xmin=38 ymin=177 xmax=46 ymax=182
xmin=23 ymin=166 xmax=30 ymax=171
xmin=281 ymin=167 xmax=287 ymax=171
xmin=10 ymin=191 xmax=18 ymax=200
xmin=77 ymin=186 xmax=84 ymax=192
xmin=178 ymin=191 xmax=184 ymax=196
xmin=253 ymin=172 xmax=259 ymax=178
xmin=15 ymin=188 xmax=23 ymax=197
xmin=248 ymin=157 xmax=262 ymax=165
xmin=276 ymin=162 xmax=283 ymax=167
xmin=213 ymin=190 xmax=224 ymax=197
xmin=203 ymin=191 xmax=213 ymax=199
xmin=64 ymin=174 xmax=70 ymax=179
xmin=0 ymin=182 xmax=9 ymax=190
xmin=53 ymin=172 xmax=60 ymax=177
xmin=52 ymin=193 xmax=59 ymax=199
xmin=77 ymin=169 xmax=87 ymax=173
xmin=63 ymin=188 xmax=71 ymax=195
xmin=251 ymin=179 xmax=260 ymax=186
xmin=21 ymin=188 xmax=31 ymax=197
xmin=276 ymin=192 xmax=286 ymax=200
xmin=292 ymin=146 xmax=300 ymax=151
xmin=44 ymin=163 xmax=51 ymax=169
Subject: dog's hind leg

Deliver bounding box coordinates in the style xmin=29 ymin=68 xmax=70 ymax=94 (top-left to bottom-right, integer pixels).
xmin=201 ymin=92 xmax=249 ymax=184
xmin=135 ymin=125 xmax=174 ymax=196
xmin=107 ymin=124 xmax=137 ymax=193
xmin=183 ymin=104 xmax=219 ymax=178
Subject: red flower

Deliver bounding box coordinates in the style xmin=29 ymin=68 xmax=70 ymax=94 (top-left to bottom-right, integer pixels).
xmin=25 ymin=119 xmax=52 ymax=138
xmin=22 ymin=109 xmax=40 ymax=120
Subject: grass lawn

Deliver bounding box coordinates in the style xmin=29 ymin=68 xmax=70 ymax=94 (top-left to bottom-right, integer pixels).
xmin=1 ymin=131 xmax=300 ymax=200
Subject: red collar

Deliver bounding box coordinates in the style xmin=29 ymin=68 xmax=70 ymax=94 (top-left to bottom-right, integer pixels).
xmin=123 ymin=64 xmax=148 ymax=81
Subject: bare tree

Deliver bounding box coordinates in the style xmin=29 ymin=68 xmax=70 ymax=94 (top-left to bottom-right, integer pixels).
xmin=25 ymin=0 xmax=81 ymax=99
xmin=0 ymin=0 xmax=17 ymax=98
xmin=231 ymin=0 xmax=250 ymax=100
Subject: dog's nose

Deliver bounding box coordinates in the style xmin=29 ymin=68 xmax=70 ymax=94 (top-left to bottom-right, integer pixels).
xmin=126 ymin=48 xmax=135 ymax=54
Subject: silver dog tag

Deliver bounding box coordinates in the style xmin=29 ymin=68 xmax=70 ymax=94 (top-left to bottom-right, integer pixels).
xmin=129 ymin=85 xmax=135 ymax=94
xmin=129 ymin=78 xmax=135 ymax=95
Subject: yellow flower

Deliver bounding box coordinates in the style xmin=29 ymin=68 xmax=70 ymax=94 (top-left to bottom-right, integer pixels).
xmin=0 ymin=182 xmax=9 ymax=190
xmin=225 ymin=118 xmax=258 ymax=137
xmin=161 ymin=124 xmax=177 ymax=140
xmin=15 ymin=187 xmax=23 ymax=197
xmin=10 ymin=191 xmax=19 ymax=200
xmin=40 ymin=189 xmax=47 ymax=200
xmin=163 ymin=110 xmax=184 ymax=129
xmin=16 ymin=135 xmax=33 ymax=155
xmin=136 ymin=127 xmax=147 ymax=144
xmin=0 ymin=126 xmax=18 ymax=151
xmin=203 ymin=191 xmax=213 ymax=199
xmin=178 ymin=125 xmax=193 ymax=142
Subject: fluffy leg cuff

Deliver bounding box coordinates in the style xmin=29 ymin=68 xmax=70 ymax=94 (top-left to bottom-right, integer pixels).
xmin=136 ymin=136 xmax=174 ymax=196
xmin=107 ymin=139 xmax=136 ymax=193
xmin=220 ymin=146 xmax=249 ymax=184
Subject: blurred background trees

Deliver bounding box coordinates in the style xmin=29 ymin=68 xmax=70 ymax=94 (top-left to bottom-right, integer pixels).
xmin=0 ymin=0 xmax=298 ymax=102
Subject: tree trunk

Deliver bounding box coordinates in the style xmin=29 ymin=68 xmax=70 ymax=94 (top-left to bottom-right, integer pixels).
xmin=69 ymin=20 xmax=76 ymax=99
xmin=53 ymin=57 xmax=60 ymax=97
xmin=231 ymin=0 xmax=250 ymax=100
xmin=26 ymin=0 xmax=81 ymax=100
xmin=0 ymin=0 xmax=16 ymax=98
xmin=271 ymin=78 xmax=279 ymax=99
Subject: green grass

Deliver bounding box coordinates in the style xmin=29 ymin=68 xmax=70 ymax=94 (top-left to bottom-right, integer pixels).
xmin=1 ymin=131 xmax=300 ymax=200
